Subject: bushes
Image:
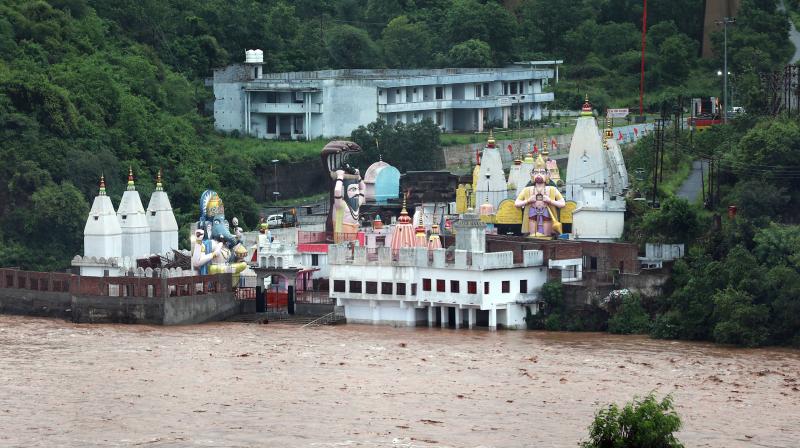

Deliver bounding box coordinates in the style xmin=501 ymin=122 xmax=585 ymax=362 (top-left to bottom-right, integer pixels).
xmin=608 ymin=293 xmax=652 ymax=335
xmin=582 ymin=393 xmax=684 ymax=448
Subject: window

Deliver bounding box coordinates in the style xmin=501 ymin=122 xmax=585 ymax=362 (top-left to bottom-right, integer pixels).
xmin=483 ymin=83 xmax=489 ymax=96
xmin=311 ymin=254 xmax=319 ymax=266
xmin=502 ymin=281 xmax=510 ymax=293
xmin=503 ymin=83 xmax=508 ymax=95
xmin=150 ymin=211 xmax=156 ymax=216
xmin=381 ymin=282 xmax=393 ymax=295
xmin=349 ymin=280 xmax=362 ymax=293
xmin=121 ymin=215 xmax=127 ymax=220
xmin=366 ymin=281 xmax=377 ymax=294
xmin=520 ymin=279 xmax=528 ymax=294
xmin=436 ymin=279 xmax=445 ymax=292
xmin=450 ymin=280 xmax=460 ymax=293
xmin=411 ymin=283 xmax=417 ymax=296
xmin=467 ymin=281 xmax=477 ymax=294
xmin=484 ymin=282 xmax=490 ymax=294
xmin=436 ymin=111 xmax=444 ymax=125
xmin=474 ymin=85 xmax=482 ymax=98
xmin=333 ymin=280 xmax=345 ymax=292
xmin=510 ymin=82 xmax=518 ymax=95
xmin=396 ymin=283 xmax=406 ymax=296
xmin=423 ymin=278 xmax=431 ymax=291
xmin=435 ymin=86 xmax=444 ymax=99
xmin=267 ymin=116 xmax=277 ymax=133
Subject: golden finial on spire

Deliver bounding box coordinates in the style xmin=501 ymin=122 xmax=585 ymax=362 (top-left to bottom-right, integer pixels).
xmin=99 ymin=173 xmax=106 ymax=195
xmin=487 ymin=129 xmax=495 ymax=148
xmin=156 ymin=168 xmax=163 ymax=191
xmin=398 ymin=192 xmax=411 ymax=224
xmin=581 ymin=94 xmax=593 ymax=117
xmin=127 ymin=167 xmax=136 ymax=191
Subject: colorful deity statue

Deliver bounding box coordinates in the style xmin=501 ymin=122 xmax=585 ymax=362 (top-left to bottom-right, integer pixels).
xmin=514 ymin=154 xmax=566 ymax=238
xmin=321 ymin=140 xmax=364 ymax=242
xmin=332 ymin=168 xmax=366 ymax=243
xmin=194 ymin=190 xmax=248 ymax=278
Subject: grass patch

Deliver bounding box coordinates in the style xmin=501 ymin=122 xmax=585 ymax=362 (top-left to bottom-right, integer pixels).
xmin=440 ymin=124 xmax=577 ymax=147
xmin=659 ymin=156 xmax=693 ymax=198
xmin=212 ymin=134 xmax=329 ymax=164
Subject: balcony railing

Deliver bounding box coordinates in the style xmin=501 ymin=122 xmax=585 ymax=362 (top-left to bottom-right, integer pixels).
xmin=377 ymin=93 xmax=554 ymax=113
xmin=250 ymin=102 xmax=322 ymax=114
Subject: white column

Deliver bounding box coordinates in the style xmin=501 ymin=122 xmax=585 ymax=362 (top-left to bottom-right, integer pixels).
xmin=478 ymin=109 xmax=484 ymax=132
xmin=371 ymin=299 xmax=379 ymax=324
xmin=428 ymin=306 xmax=435 ymax=328
xmin=489 ymin=306 xmax=497 ymax=331
xmin=468 ymin=308 xmax=476 ymax=329
xmin=454 ymin=307 xmax=463 ymax=329
xmin=502 ymin=107 xmax=509 ymax=128
xmin=440 ymin=306 xmax=449 ymax=328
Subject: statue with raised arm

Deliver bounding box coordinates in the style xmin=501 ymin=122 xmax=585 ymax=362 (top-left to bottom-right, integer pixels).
xmin=515 ymin=154 xmax=566 ymax=238
xmin=332 ymin=166 xmax=366 ymax=242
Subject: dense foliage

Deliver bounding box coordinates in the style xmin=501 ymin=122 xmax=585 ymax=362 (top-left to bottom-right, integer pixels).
xmin=582 ymin=393 xmax=683 ymax=448
xmin=349 ymin=118 xmax=443 ymax=173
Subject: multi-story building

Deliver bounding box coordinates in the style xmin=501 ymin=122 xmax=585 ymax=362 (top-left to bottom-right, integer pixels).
xmin=212 ymin=50 xmax=559 ymax=139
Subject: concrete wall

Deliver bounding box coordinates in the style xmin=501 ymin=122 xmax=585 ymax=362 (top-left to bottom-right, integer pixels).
xmin=214 ymin=83 xmax=244 ymax=132
xmin=0 ymin=288 xmax=72 ymax=319
xmin=71 ymin=294 xmax=165 ymax=324
xmin=322 ymin=80 xmax=378 ymax=137
xmin=163 ymin=293 xmax=240 ymax=325
xmin=295 ymin=302 xmax=334 ymax=316
xmin=253 ymin=159 xmax=328 ymax=202
xmin=619 ymin=269 xmax=672 ymax=298
xmin=71 ymin=292 xmax=239 ymax=325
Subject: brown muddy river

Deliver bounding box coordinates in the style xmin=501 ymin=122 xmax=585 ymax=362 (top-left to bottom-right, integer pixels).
xmin=0 ymin=315 xmax=798 ymax=447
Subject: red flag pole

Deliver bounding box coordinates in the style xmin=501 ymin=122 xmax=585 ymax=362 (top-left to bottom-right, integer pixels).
xmin=639 ymin=0 xmax=648 ymax=116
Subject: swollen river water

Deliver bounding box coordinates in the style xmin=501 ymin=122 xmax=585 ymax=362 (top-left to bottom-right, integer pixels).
xmin=0 ymin=315 xmax=798 ymax=447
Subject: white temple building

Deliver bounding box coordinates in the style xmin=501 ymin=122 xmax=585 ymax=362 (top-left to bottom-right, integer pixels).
xmin=564 ymin=98 xmax=628 ymax=242
xmin=73 ymin=171 xmax=179 ymax=276
xmin=117 ymin=168 xmax=151 ymax=260
xmin=147 ymin=170 xmax=179 ymax=256
xmin=473 ymin=132 xmax=509 ymax=210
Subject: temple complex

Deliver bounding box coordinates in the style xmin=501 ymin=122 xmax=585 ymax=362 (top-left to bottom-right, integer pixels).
xmin=73 ymin=171 xmax=179 ymax=276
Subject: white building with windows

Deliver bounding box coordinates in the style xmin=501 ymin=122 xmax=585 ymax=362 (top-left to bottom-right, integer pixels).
xmin=212 ymin=51 xmax=559 ymax=139
xmin=327 ymin=211 xmax=554 ymax=329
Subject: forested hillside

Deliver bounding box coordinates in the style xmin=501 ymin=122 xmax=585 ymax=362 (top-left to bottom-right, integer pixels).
xmin=0 ymin=0 xmax=791 ymax=270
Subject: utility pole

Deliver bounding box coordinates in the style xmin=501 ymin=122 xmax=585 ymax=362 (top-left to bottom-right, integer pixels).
xmin=716 ymin=17 xmax=735 ymax=123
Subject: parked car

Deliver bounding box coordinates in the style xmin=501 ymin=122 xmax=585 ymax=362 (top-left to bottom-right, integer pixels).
xmin=266 ymin=214 xmax=284 ymax=227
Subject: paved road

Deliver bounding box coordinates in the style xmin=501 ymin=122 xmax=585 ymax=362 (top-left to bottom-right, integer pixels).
xmin=779 ymin=0 xmax=800 ymax=63
xmin=677 ymin=160 xmax=708 ymax=203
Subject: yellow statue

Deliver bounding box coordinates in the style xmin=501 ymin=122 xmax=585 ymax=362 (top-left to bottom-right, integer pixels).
xmin=514 ymin=154 xmax=566 ymax=238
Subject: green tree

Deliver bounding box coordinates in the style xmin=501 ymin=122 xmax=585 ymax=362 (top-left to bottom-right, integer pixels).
xmin=712 ymin=287 xmax=770 ymax=347
xmin=381 ymin=16 xmax=431 ymax=68
xmin=325 ymin=24 xmax=379 ymax=69
xmin=582 ymin=393 xmax=684 ymax=448
xmin=608 ymin=293 xmax=652 ymax=335
xmin=447 ymin=39 xmax=492 ymax=68
xmin=640 ymin=197 xmax=701 ymax=243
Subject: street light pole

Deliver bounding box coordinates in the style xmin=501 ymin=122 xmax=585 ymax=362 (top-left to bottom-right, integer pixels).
xmin=716 ymin=17 xmax=735 ymax=124
xmin=271 ymin=159 xmax=279 ymax=202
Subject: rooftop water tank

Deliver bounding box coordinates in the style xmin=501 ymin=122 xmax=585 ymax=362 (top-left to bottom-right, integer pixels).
xmin=245 ymin=49 xmax=264 ymax=64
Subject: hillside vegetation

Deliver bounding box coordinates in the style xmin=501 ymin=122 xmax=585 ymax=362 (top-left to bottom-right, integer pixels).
xmin=0 ymin=0 xmax=791 ymax=271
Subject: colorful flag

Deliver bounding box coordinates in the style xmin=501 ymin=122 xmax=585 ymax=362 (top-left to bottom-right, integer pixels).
xmin=551 ymin=138 xmax=558 ymax=149
xmin=618 ymin=131 xmax=623 ymax=140
xmin=633 ymin=127 xmax=639 ymax=136
xmin=533 ymin=143 xmax=538 ymax=153
xmin=507 ymin=144 xmax=513 ymax=154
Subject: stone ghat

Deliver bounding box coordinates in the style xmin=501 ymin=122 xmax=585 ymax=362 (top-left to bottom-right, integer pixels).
xmin=0 ymin=268 xmax=241 ymax=325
